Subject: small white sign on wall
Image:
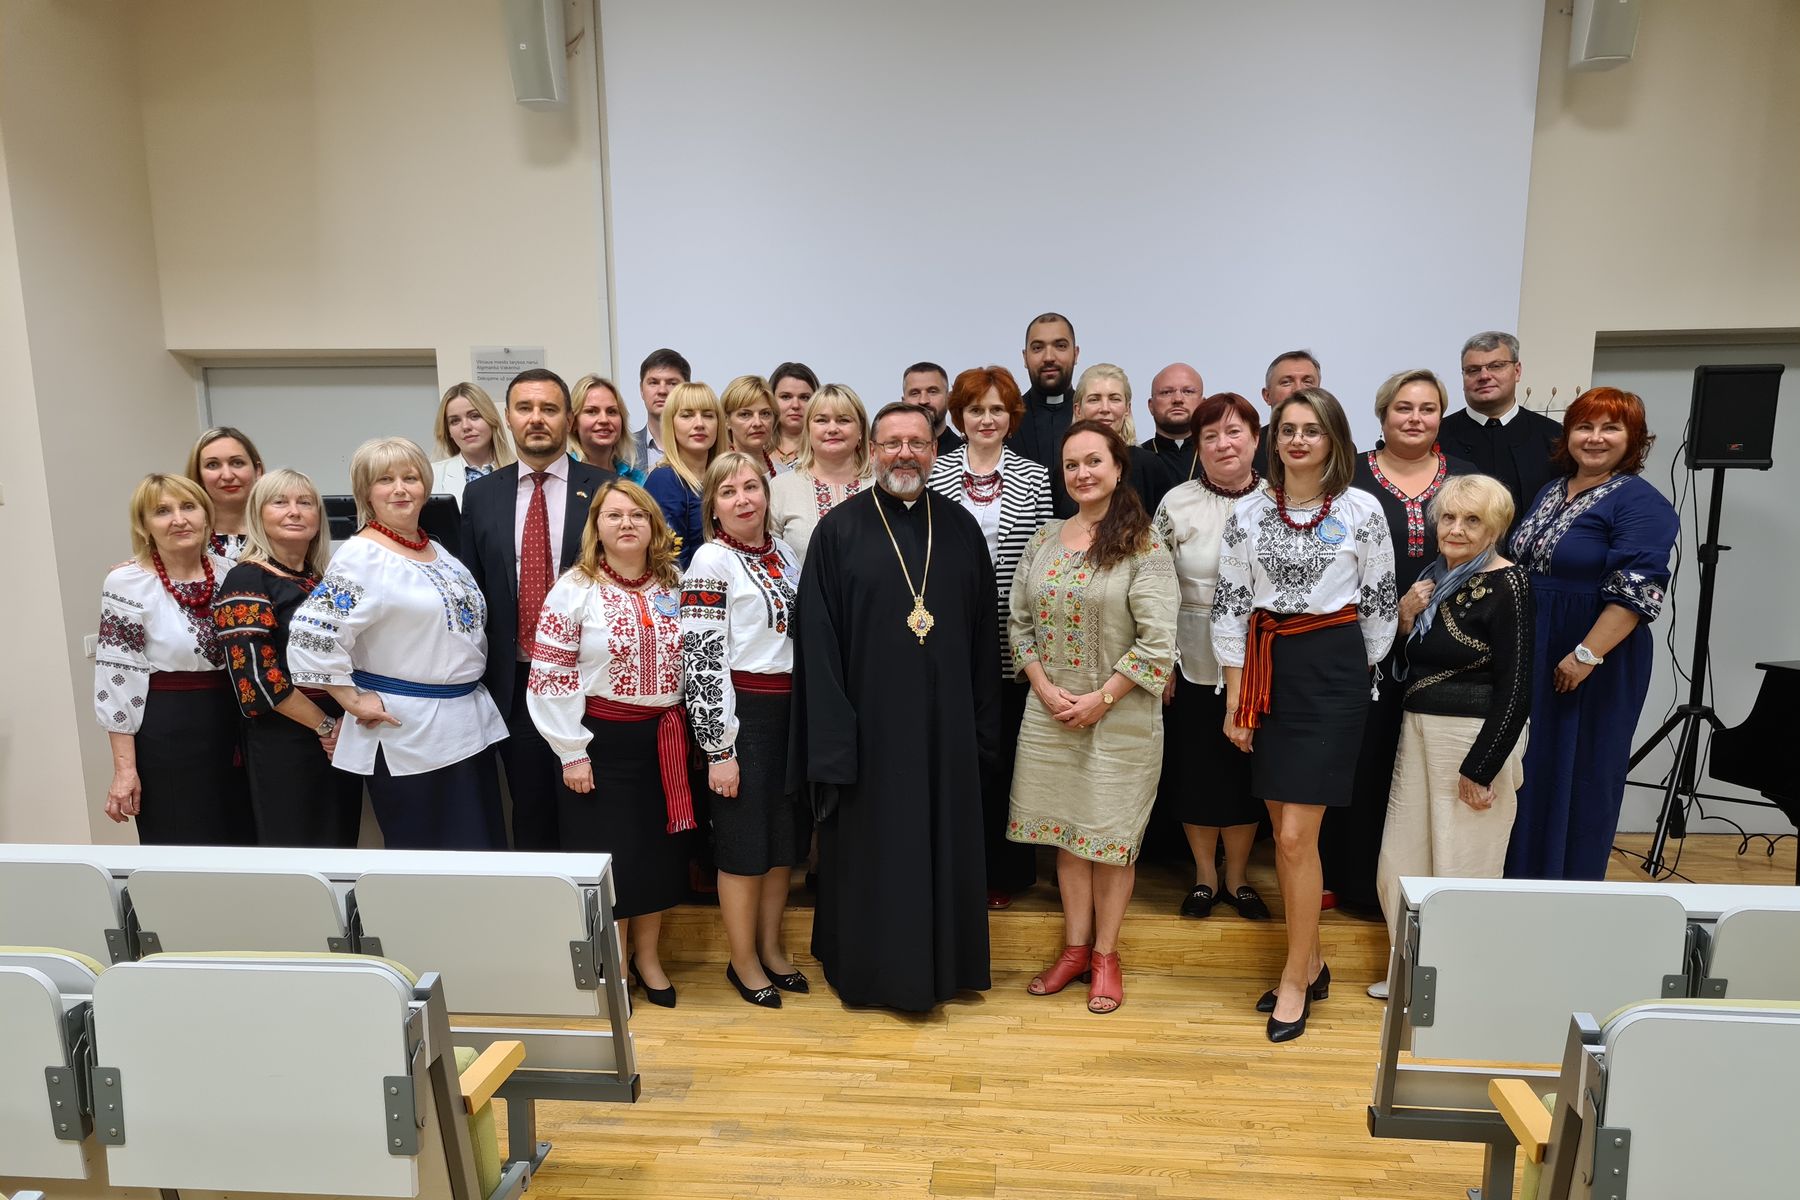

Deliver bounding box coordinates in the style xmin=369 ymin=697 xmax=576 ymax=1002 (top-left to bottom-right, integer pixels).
xmin=472 ymin=345 xmax=547 ymax=402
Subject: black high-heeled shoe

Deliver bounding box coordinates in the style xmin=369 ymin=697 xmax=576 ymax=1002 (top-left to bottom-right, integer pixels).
xmin=1266 ymin=990 xmax=1312 ymax=1043
xmin=629 ymin=959 xmax=677 ymax=1008
xmin=1256 ymin=962 xmax=1329 ymax=1013
xmin=760 ymin=959 xmax=810 ymax=994
xmin=726 ymin=964 xmax=782 ymax=1008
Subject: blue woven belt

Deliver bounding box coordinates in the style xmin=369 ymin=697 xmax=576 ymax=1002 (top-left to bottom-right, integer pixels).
xmin=351 ymin=670 xmax=480 ymax=699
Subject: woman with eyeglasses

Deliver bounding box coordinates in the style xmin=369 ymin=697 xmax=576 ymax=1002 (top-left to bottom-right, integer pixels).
xmin=528 ymin=480 xmax=698 ymax=1007
xmin=1213 ymin=387 xmax=1397 ymax=1042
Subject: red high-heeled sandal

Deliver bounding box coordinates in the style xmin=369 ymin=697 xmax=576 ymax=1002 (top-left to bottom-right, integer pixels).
xmin=1088 ymin=950 xmax=1123 ymax=1014
xmin=1027 ymin=944 xmax=1092 ymax=995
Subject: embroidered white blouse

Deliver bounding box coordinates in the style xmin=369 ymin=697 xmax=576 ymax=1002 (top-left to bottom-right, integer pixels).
xmin=1151 ymin=480 xmax=1251 ymax=687
xmin=526 ymin=571 xmax=684 ymax=767
xmin=679 ymin=537 xmax=800 ymax=762
xmin=766 ymin=468 xmax=865 ymax=564
xmin=94 ymin=553 xmax=235 ymax=734
xmin=286 ymin=537 xmax=506 ymax=777
xmin=1211 ymin=486 xmax=1399 ymax=669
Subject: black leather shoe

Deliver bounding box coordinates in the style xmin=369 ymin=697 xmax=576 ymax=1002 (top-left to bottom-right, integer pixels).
xmin=727 ymin=964 xmax=782 ymax=1008
xmin=1256 ymin=963 xmax=1330 ymax=1013
xmin=1219 ymin=885 xmax=1272 ymax=921
xmin=761 ymin=959 xmax=810 ymax=994
xmin=1178 ymin=883 xmax=1217 ymax=918
xmin=629 ymin=960 xmax=677 ymax=1008
xmin=1266 ymin=991 xmax=1312 ymax=1043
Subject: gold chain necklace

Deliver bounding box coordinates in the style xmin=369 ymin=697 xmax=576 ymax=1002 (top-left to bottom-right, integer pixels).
xmin=872 ymin=490 xmax=935 ymax=644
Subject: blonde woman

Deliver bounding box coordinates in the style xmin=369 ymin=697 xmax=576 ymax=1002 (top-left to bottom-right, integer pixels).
xmin=528 ymin=480 xmax=698 ymax=1007
xmin=720 ymin=374 xmax=779 ymax=473
xmin=570 ymin=373 xmax=644 ymax=484
xmin=287 ymin=437 xmax=508 ymax=849
xmin=96 ymin=473 xmax=251 ymax=843
xmin=682 ymin=452 xmax=807 ymax=1007
xmin=645 ymin=381 xmax=724 ymax=569
xmin=429 ymin=382 xmax=514 ymax=504
xmin=214 ymin=469 xmax=361 ymax=847
xmin=186 ymin=426 xmax=266 ymax=561
xmin=1074 ymin=364 xmax=1178 ymax=513
xmin=766 ymin=383 xmax=871 ymax=562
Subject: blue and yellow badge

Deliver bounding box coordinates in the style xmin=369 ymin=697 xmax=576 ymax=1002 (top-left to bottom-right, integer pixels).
xmin=1315 ymin=515 xmax=1348 ymax=546
xmin=651 ymin=591 xmax=680 ymax=619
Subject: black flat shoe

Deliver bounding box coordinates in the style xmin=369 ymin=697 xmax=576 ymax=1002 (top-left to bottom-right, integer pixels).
xmin=629 ymin=960 xmax=677 ymax=1009
xmin=1178 ymin=883 xmax=1217 ymax=918
xmin=1266 ymin=991 xmax=1312 ymax=1043
xmin=1219 ymin=885 xmax=1272 ymax=921
xmin=727 ymin=964 xmax=782 ymax=1008
xmin=761 ymin=959 xmax=810 ymax=993
xmin=1256 ymin=963 xmax=1330 ymax=1013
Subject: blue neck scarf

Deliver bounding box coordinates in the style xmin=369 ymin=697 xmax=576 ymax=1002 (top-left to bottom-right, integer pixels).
xmin=1408 ymin=547 xmax=1495 ymax=645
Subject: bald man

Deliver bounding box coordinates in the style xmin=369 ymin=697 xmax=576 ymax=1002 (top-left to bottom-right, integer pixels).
xmin=1141 ymin=363 xmax=1205 ymax=501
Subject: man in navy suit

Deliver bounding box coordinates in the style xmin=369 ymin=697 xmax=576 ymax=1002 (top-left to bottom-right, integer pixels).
xmin=1438 ymin=331 xmax=1561 ymax=536
xmin=461 ymin=368 xmax=612 ymax=850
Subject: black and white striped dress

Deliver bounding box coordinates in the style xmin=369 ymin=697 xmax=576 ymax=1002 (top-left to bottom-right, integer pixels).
xmin=926 ymin=446 xmax=1053 ymax=676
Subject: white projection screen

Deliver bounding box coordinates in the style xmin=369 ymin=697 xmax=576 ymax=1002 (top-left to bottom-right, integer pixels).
xmin=600 ymin=1 xmax=1544 ymax=446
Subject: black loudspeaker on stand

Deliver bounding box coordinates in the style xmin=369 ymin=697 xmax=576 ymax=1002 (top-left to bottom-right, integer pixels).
xmin=1627 ymin=363 xmax=1783 ymax=876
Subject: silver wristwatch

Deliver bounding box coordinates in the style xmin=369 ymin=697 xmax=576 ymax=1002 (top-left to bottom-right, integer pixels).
xmin=1573 ymin=644 xmax=1605 ymax=667
xmin=315 ymin=715 xmax=338 ymax=737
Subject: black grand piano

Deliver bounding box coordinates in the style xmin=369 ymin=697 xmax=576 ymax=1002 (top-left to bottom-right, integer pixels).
xmin=1708 ymin=661 xmax=1800 ymax=882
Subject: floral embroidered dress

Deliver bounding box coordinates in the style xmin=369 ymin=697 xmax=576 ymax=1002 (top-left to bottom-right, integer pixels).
xmin=767 ymin=468 xmax=865 ymax=564
xmin=94 ymin=552 xmax=234 ymax=731
xmin=213 ymin=561 xmax=318 ymax=718
xmin=1505 ymin=472 xmax=1678 ymax=880
xmin=679 ymin=538 xmax=799 ymax=762
xmin=1005 ymin=522 xmax=1179 ymax=864
xmin=286 ymin=537 xmax=506 ymax=776
xmin=525 ymin=571 xmax=684 ymax=767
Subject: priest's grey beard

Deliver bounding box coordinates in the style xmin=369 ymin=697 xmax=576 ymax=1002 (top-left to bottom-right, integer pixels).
xmin=877 ymin=464 xmax=925 ymax=498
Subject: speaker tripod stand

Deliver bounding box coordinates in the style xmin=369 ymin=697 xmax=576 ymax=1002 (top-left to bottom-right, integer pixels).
xmin=1625 ymin=466 xmax=1735 ymax=876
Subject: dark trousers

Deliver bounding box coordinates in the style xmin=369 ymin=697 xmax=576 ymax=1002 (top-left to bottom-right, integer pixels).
xmin=986 ymin=679 xmax=1037 ymax=894
xmin=499 ymin=669 xmax=563 ymax=850
xmin=367 ymin=745 xmax=505 ymax=850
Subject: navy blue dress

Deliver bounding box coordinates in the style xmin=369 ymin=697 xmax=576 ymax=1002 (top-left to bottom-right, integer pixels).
xmin=645 ymin=464 xmax=704 ymax=570
xmin=1506 ymin=473 xmax=1678 ymax=880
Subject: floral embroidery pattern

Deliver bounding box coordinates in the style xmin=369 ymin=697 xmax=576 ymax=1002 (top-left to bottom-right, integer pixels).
xmin=1009 ymin=818 xmax=1136 ymax=865
xmin=98 ymin=612 xmax=146 ymax=654
xmin=1603 ymin=570 xmax=1666 ymax=620
xmin=600 ymin=585 xmax=681 ymax=699
xmin=1365 ymin=450 xmax=1449 ymax=558
xmin=812 ymin=475 xmax=862 ymax=519
xmin=1510 ymin=474 xmax=1630 ymax=575
xmin=412 ymin=559 xmax=485 ymax=635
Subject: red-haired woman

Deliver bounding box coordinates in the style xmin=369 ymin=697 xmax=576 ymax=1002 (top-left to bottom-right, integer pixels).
xmin=926 ymin=365 xmax=1054 ymax=909
xmin=1506 ymin=388 xmax=1677 ymax=881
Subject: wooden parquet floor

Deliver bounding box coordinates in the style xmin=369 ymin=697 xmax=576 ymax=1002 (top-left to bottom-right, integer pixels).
xmin=519 ymin=833 xmax=1795 ymax=1199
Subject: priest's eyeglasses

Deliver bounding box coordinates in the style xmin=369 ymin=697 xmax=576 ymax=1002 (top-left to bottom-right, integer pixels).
xmin=875 ymin=438 xmax=935 ymax=454
xmin=1462 ymin=360 xmax=1516 ymax=378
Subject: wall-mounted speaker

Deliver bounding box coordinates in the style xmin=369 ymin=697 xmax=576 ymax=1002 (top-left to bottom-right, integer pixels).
xmin=1570 ymin=0 xmax=1641 ymax=71
xmin=502 ymin=0 xmax=567 ymax=109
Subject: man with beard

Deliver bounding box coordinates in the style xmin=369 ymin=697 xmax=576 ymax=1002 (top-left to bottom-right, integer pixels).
xmin=902 ymin=361 xmax=961 ymax=456
xmin=1140 ymin=362 xmax=1205 ymax=510
xmin=1008 ymin=312 xmax=1080 ymax=516
xmin=793 ymin=402 xmax=999 ymax=1011
xmin=1253 ymin=349 xmax=1321 ymax=475
xmin=461 ymin=368 xmax=613 ymax=850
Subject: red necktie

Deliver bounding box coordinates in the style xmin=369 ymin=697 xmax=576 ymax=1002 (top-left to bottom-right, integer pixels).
xmin=518 ymin=471 xmax=553 ymax=653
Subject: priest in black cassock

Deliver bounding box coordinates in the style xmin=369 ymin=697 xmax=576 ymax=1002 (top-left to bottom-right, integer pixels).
xmin=1439 ymin=331 xmax=1560 ymax=537
xmin=792 ymin=402 xmax=1000 ymax=1011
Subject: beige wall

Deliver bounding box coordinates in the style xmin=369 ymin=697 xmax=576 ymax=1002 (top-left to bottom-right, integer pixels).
xmin=1517 ymin=0 xmax=1800 ymax=404
xmin=132 ymin=0 xmax=612 ymax=391
xmin=0 ymin=0 xmax=199 ymax=843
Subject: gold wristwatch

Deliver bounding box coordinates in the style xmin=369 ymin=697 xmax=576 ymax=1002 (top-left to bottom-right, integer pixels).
xmin=1101 ymin=690 xmax=1115 ymax=706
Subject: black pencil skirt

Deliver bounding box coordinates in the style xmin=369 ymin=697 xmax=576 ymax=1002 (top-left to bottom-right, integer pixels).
xmin=1165 ymin=676 xmax=1263 ymax=827
xmin=1250 ymin=621 xmax=1370 ymax=808
xmin=710 ymin=690 xmax=810 ymax=877
xmin=242 ymin=706 xmax=363 ymax=848
xmin=133 ymin=687 xmax=254 ymax=846
xmin=559 ymin=713 xmax=696 ymax=919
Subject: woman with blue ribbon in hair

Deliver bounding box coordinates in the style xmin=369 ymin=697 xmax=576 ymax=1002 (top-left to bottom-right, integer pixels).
xmin=1366 ymin=473 xmax=1533 ymax=1000
xmin=288 ymin=437 xmax=509 ymax=849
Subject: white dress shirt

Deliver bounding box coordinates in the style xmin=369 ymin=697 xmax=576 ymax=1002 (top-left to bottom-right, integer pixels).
xmin=512 ymin=453 xmax=570 ymax=583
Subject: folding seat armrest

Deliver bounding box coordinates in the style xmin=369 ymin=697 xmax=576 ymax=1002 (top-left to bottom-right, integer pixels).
xmin=1488 ymin=1078 xmax=1551 ymax=1164
xmin=459 ymin=1040 xmax=527 ymax=1114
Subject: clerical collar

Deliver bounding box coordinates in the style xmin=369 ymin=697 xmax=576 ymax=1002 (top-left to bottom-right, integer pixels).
xmin=1476 ymin=402 xmax=1520 ymax=427
xmin=1042 ymin=392 xmax=1069 ymax=407
xmin=1155 ymin=433 xmax=1189 ymax=450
